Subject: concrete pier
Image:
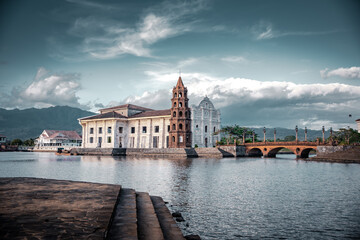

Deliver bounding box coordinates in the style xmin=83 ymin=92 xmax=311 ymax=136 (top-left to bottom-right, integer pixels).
xmin=0 ymin=178 xmax=185 ymax=240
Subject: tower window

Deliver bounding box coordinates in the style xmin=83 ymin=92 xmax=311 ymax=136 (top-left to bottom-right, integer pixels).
xmin=172 ymin=136 xmax=175 ymax=142
xmin=205 ymin=126 xmax=208 ymax=132
xmin=174 ymin=102 xmax=177 ymax=107
xmin=179 ymin=102 xmax=182 ymax=107
xmin=179 ymin=123 xmax=183 ymax=130
xmin=174 ymin=93 xmax=177 ymax=98
xmin=186 ymin=124 xmax=188 ymax=130
xmin=179 ymin=111 xmax=183 ymax=117
xmin=185 ymin=102 xmax=188 ymax=107
xmin=214 ymin=127 xmax=216 ymax=132
xmin=179 ymin=92 xmax=182 ymax=97
xmin=185 ymin=111 xmax=188 ymax=117
xmin=172 ymin=124 xmax=176 ymax=130
xmin=173 ymin=111 xmax=176 ymax=117
xmin=179 ymin=136 xmax=183 ymax=143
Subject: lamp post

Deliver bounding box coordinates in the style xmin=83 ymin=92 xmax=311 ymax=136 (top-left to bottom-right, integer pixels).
xmin=263 ymin=127 xmax=266 ymax=143
xmin=243 ymin=128 xmax=246 ymax=144
xmin=322 ymin=126 xmax=325 ymax=143
xmin=252 ymin=131 xmax=255 ymax=143
xmin=305 ymin=127 xmax=307 ymax=142
xmin=274 ymin=128 xmax=276 ymax=142
xmin=295 ymin=125 xmax=298 ymax=142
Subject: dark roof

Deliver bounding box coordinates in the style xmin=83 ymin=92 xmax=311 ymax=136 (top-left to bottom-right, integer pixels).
xmin=99 ymin=104 xmax=153 ymax=112
xmin=129 ymin=109 xmax=171 ymax=118
xmin=81 ymin=111 xmax=127 ymax=120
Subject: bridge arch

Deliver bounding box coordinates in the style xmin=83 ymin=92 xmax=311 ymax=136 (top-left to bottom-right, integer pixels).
xmin=299 ymin=147 xmax=316 ymax=158
xmin=266 ymin=147 xmax=295 ymax=157
xmin=248 ymin=148 xmax=263 ymax=157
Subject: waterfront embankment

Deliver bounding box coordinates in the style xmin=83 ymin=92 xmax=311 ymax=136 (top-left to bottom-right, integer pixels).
xmin=309 ymin=146 xmax=360 ymax=163
xmin=0 ymin=177 xmax=185 ymax=240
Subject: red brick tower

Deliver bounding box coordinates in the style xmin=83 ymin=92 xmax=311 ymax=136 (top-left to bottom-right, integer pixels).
xmin=169 ymin=77 xmax=192 ymax=148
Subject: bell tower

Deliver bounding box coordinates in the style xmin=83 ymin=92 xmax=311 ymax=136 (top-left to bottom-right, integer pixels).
xmin=169 ymin=77 xmax=192 ymax=148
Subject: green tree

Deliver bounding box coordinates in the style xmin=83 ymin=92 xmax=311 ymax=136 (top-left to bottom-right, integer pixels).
xmin=284 ymin=135 xmax=296 ymax=141
xmin=23 ymin=138 xmax=35 ymax=146
xmin=11 ymin=139 xmax=23 ymax=146
xmin=330 ymin=128 xmax=360 ymax=145
xmin=215 ymin=125 xmax=256 ymax=144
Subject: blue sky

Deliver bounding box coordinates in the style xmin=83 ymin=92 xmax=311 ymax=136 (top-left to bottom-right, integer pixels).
xmin=0 ymin=0 xmax=359 ymax=130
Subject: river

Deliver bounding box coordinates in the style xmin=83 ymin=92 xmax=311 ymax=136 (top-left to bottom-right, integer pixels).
xmin=0 ymin=152 xmax=359 ymax=239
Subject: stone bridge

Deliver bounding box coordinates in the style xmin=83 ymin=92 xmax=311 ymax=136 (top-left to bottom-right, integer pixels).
xmin=244 ymin=141 xmax=318 ymax=158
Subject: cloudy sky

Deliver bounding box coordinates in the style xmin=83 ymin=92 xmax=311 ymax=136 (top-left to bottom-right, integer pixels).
xmin=1 ymin=0 xmax=359 ymax=130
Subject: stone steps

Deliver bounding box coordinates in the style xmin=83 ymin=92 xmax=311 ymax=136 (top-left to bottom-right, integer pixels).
xmin=107 ymin=188 xmax=185 ymax=240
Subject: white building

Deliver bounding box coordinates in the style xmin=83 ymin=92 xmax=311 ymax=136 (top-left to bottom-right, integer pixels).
xmin=0 ymin=134 xmax=6 ymax=144
xmin=191 ymin=96 xmax=221 ymax=147
xmin=356 ymin=119 xmax=360 ymax=133
xmin=79 ymin=78 xmax=221 ymax=149
xmin=80 ymin=104 xmax=171 ymax=149
xmin=34 ymin=130 xmax=82 ymax=151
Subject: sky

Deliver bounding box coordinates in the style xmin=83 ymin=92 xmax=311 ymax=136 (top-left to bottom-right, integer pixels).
xmin=0 ymin=0 xmax=359 ymax=130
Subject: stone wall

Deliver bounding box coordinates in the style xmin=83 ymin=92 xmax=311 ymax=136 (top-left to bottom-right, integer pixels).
xmin=316 ymin=145 xmax=354 ymax=156
xmin=217 ymin=146 xmax=246 ymax=157
xmin=194 ymin=148 xmax=223 ymax=158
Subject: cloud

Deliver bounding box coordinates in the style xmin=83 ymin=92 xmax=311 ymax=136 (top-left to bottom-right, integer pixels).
xmin=320 ymin=67 xmax=360 ymax=79
xmin=57 ymin=0 xmax=207 ymax=60
xmin=111 ymin=71 xmax=360 ymax=130
xmin=221 ymin=56 xmax=248 ymax=63
xmin=252 ymin=21 xmax=340 ymax=40
xmin=0 ymin=67 xmax=85 ymax=109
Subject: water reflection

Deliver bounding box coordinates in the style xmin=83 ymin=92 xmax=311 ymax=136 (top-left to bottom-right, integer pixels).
xmin=0 ymin=152 xmax=359 ymax=239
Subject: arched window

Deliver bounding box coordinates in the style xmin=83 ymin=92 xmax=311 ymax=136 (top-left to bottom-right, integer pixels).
xmin=172 ymin=136 xmax=175 ymax=142
xmin=179 ymin=102 xmax=182 ymax=107
xmin=185 ymin=111 xmax=188 ymax=117
xmin=186 ymin=124 xmax=188 ymax=130
xmin=205 ymin=126 xmax=208 ymax=132
xmin=174 ymin=93 xmax=177 ymax=98
xmin=179 ymin=92 xmax=182 ymax=97
xmin=214 ymin=127 xmax=216 ymax=133
xmin=185 ymin=102 xmax=188 ymax=107
xmin=174 ymin=102 xmax=177 ymax=107
xmin=173 ymin=111 xmax=176 ymax=117
xmin=179 ymin=111 xmax=183 ymax=117
xmin=179 ymin=123 xmax=183 ymax=130
xmin=172 ymin=124 xmax=176 ymax=130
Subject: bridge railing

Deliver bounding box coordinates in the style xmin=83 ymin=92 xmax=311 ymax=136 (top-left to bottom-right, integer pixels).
xmin=244 ymin=141 xmax=318 ymax=146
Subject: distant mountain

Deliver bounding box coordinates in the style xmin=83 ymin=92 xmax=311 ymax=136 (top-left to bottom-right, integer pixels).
xmin=0 ymin=106 xmax=95 ymax=140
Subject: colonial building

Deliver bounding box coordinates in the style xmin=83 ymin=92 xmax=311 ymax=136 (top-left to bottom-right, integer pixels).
xmin=79 ymin=77 xmax=221 ymax=149
xmin=191 ymin=96 xmax=221 ymax=147
xmin=34 ymin=130 xmax=82 ymax=151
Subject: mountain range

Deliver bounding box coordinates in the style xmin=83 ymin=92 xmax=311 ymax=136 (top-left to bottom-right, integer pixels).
xmin=0 ymin=106 xmax=95 ymax=140
xmin=0 ymin=106 xmax=330 ymax=141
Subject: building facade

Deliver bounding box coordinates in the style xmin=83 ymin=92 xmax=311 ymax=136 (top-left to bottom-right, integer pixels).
xmin=191 ymin=96 xmax=221 ymax=147
xmin=34 ymin=130 xmax=82 ymax=151
xmin=0 ymin=134 xmax=6 ymax=144
xmin=356 ymin=119 xmax=360 ymax=133
xmin=79 ymin=77 xmax=221 ymax=149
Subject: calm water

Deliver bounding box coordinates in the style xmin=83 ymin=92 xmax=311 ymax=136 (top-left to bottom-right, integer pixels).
xmin=0 ymin=152 xmax=359 ymax=239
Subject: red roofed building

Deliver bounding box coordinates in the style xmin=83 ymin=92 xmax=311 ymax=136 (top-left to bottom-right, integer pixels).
xmin=34 ymin=130 xmax=82 ymax=151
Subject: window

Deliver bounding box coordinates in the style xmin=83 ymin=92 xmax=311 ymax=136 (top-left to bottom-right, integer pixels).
xmin=89 ymin=137 xmax=93 ymax=143
xmin=174 ymin=102 xmax=177 ymax=107
xmin=196 ymin=125 xmax=198 ymax=128
xmin=179 ymin=111 xmax=183 ymax=117
xmin=90 ymin=128 xmax=94 ymax=134
xmin=174 ymin=93 xmax=177 ymax=98
xmin=172 ymin=124 xmax=176 ymax=130
xmin=179 ymin=136 xmax=183 ymax=143
xmin=186 ymin=124 xmax=188 ymax=130
xmin=205 ymin=126 xmax=208 ymax=132
xmin=172 ymin=136 xmax=175 ymax=142
xmin=186 ymin=135 xmax=189 ymax=142
xmin=154 ymin=126 xmax=159 ymax=133
xmin=107 ymin=136 xmax=111 ymax=143
xmin=142 ymin=126 xmax=147 ymax=133
xmin=119 ymin=127 xmax=123 ymax=133
xmin=179 ymin=123 xmax=183 ymax=130
xmin=167 ymin=125 xmax=170 ymax=132
xmin=108 ymin=127 xmax=112 ymax=133
xmin=185 ymin=111 xmax=187 ymax=118
xmin=179 ymin=102 xmax=182 ymax=107
xmin=179 ymin=92 xmax=182 ymax=97
xmin=173 ymin=111 xmax=176 ymax=117
xmin=214 ymin=127 xmax=216 ymax=133
xmin=185 ymin=102 xmax=188 ymax=107
xmin=99 ymin=127 xmax=102 ymax=134
xmin=131 ymin=127 xmax=135 ymax=134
